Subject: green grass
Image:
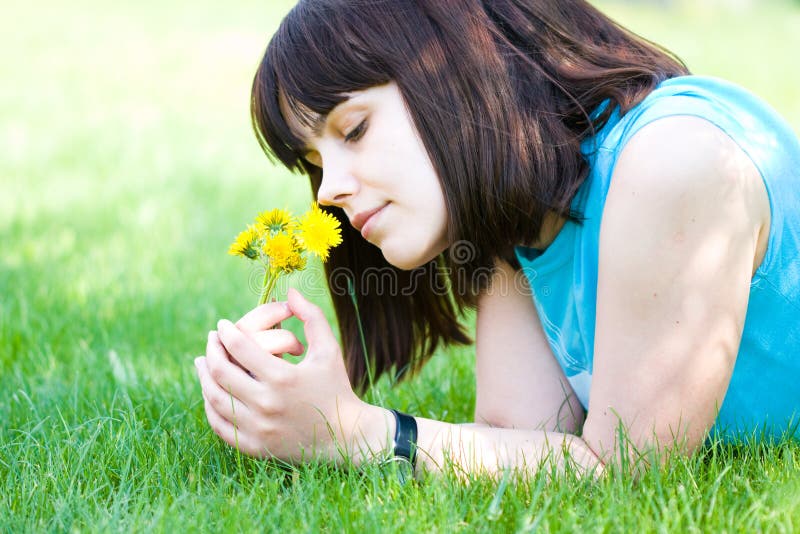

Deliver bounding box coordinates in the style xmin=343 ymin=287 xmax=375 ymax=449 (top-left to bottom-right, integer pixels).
xmin=2 ymin=0 xmax=799 ymax=531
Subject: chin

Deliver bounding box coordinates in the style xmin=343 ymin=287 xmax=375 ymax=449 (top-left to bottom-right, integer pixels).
xmin=381 ymin=240 xmax=443 ymax=271
xmin=382 ymin=252 xmax=425 ymax=271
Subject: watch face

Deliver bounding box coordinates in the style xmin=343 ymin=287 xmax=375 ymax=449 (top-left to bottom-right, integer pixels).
xmin=380 ymin=456 xmax=415 ymax=485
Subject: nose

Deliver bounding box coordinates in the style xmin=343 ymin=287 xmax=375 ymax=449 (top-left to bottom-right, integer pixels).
xmin=316 ymin=150 xmax=359 ymax=208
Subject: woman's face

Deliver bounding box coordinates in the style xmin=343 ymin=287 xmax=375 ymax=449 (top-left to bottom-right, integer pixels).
xmin=283 ymin=83 xmax=450 ymax=270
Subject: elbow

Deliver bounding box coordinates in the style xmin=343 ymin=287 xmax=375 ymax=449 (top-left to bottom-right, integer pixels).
xmin=570 ymin=435 xmax=607 ymax=477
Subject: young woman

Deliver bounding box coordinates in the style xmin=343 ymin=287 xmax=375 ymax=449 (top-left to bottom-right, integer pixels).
xmin=195 ymin=0 xmax=800 ymax=476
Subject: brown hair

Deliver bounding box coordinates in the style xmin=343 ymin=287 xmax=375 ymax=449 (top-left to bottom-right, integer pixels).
xmin=251 ymin=0 xmax=689 ymax=390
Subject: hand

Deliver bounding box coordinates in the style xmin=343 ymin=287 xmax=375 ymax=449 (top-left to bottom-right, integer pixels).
xmin=195 ymin=288 xmax=390 ymax=464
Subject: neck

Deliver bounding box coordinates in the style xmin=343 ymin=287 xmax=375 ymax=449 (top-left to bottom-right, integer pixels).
xmin=528 ymin=211 xmax=567 ymax=250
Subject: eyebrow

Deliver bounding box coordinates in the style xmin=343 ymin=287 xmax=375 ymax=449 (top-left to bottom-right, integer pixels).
xmin=299 ymin=105 xmax=341 ymax=154
xmin=297 ymin=95 xmax=359 ymax=154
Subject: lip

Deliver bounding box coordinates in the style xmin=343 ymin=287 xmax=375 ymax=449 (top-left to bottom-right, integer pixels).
xmin=351 ymin=203 xmax=388 ymax=237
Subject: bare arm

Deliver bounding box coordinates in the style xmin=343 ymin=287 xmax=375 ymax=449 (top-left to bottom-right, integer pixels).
xmin=473 ymin=257 xmax=585 ymax=433
xmin=582 ymin=116 xmax=768 ymax=462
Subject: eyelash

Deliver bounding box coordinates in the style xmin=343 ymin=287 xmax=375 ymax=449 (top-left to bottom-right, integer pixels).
xmin=344 ymin=120 xmax=367 ymax=143
xmin=300 ymin=119 xmax=366 ymax=166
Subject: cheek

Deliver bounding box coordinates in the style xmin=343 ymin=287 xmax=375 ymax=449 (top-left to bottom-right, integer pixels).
xmin=389 ymin=210 xmax=449 ymax=267
xmin=423 ymin=186 xmax=449 ymax=234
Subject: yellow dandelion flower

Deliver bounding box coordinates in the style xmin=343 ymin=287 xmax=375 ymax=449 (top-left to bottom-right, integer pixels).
xmin=284 ymin=251 xmax=306 ymax=272
xmin=263 ymin=232 xmax=298 ymax=271
xmin=228 ymin=224 xmax=261 ymax=260
xmin=256 ymin=208 xmax=294 ymax=236
xmin=296 ymin=202 xmax=343 ymax=261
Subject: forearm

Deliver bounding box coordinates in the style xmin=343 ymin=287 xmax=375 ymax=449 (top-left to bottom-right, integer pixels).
xmin=348 ymin=404 xmax=603 ymax=477
xmin=415 ymin=417 xmax=602 ymax=477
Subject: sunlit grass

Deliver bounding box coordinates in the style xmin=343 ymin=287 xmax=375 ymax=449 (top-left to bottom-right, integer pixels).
xmin=2 ymin=0 xmax=799 ymax=530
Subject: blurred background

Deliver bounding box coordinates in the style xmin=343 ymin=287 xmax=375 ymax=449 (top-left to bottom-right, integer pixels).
xmin=1 ymin=0 xmax=799 ymax=387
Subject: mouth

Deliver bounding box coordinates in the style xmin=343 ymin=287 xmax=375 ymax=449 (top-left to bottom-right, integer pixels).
xmin=352 ymin=203 xmax=389 ymax=238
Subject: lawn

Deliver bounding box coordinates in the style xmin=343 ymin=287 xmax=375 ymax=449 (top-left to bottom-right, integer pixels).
xmin=2 ymin=0 xmax=799 ymax=531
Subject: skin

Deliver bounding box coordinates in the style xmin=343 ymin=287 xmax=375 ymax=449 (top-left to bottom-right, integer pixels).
xmin=195 ymin=83 xmax=771 ymax=475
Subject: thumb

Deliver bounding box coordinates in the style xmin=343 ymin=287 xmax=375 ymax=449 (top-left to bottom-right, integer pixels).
xmin=286 ymin=287 xmax=337 ymax=359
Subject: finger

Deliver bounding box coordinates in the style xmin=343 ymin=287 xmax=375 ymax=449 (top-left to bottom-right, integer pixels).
xmin=202 ymin=397 xmax=258 ymax=456
xmin=205 ymin=332 xmax=262 ymax=398
xmin=217 ymin=319 xmax=292 ymax=379
xmin=286 ymin=288 xmax=337 ymax=360
xmin=251 ymin=329 xmax=305 ymax=356
xmin=235 ymin=301 xmax=293 ymax=334
xmin=196 ymin=356 xmax=253 ymax=421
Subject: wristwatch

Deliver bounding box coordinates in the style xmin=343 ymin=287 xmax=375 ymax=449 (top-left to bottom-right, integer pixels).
xmin=380 ymin=409 xmax=418 ymax=483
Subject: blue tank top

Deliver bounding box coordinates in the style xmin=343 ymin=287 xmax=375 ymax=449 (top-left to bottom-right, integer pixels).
xmin=514 ymin=75 xmax=800 ymax=442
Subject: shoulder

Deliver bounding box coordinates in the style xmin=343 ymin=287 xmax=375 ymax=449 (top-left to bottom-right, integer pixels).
xmin=605 ymin=115 xmax=769 ymax=242
xmin=615 ymin=115 xmax=750 ymax=189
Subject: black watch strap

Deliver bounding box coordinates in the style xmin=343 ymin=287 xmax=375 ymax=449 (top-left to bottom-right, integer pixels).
xmin=390 ymin=409 xmax=418 ymax=468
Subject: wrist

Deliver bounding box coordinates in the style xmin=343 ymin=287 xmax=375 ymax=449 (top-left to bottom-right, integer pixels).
xmin=341 ymin=401 xmax=394 ymax=467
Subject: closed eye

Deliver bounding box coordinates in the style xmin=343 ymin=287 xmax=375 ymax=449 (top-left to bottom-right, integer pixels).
xmin=344 ymin=120 xmax=367 ymax=143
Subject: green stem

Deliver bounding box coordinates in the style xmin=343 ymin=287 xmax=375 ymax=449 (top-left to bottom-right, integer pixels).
xmin=267 ymin=273 xmax=280 ymax=301
xmin=348 ymin=276 xmax=381 ymax=406
xmin=258 ymin=267 xmax=277 ymax=306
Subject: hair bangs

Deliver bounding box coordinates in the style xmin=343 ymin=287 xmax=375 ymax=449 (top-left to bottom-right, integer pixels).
xmin=252 ymin=0 xmax=394 ymax=174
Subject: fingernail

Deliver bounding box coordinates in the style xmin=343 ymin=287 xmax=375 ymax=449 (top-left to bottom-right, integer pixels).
xmin=281 ymin=301 xmax=290 ymax=311
xmin=217 ymin=319 xmax=227 ymax=330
